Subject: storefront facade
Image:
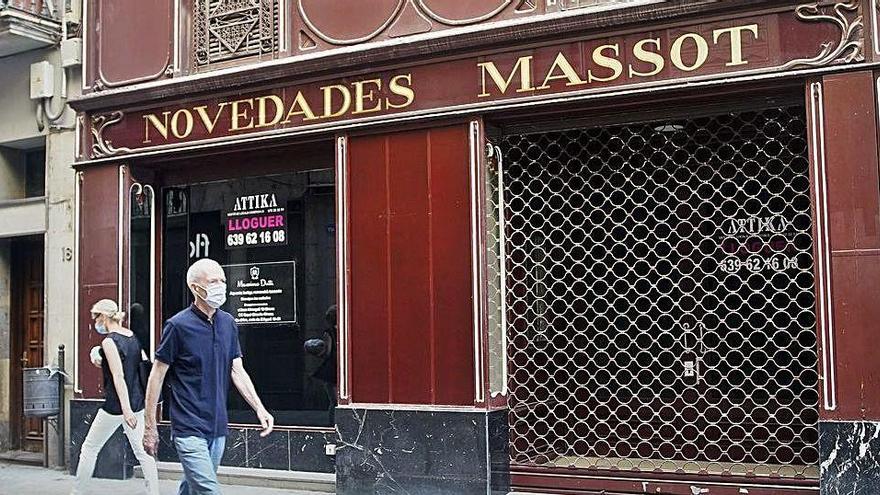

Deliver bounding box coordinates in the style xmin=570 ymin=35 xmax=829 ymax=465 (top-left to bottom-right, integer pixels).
xmin=71 ymin=1 xmax=880 ymax=493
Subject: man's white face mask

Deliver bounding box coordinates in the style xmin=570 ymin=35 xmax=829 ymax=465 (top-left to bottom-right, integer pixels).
xmin=196 ymin=282 xmax=227 ymax=309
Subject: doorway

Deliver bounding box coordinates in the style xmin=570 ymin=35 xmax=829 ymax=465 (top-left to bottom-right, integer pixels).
xmin=10 ymin=235 xmax=45 ymax=453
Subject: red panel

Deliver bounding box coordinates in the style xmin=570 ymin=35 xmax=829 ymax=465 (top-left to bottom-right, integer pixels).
xmin=814 ymin=71 xmax=880 ymax=421
xmin=347 ymin=124 xmax=476 ymax=406
xmin=78 ymin=165 xmax=121 ymax=398
xmin=387 ymin=132 xmax=432 ymax=404
xmin=821 ymin=72 xmax=880 ymax=251
xmin=95 ymin=0 xmax=172 ymax=87
xmin=827 ymin=254 xmax=880 ymax=420
xmin=429 ymin=126 xmax=475 ymax=405
xmin=349 ymin=135 xmax=391 ymax=403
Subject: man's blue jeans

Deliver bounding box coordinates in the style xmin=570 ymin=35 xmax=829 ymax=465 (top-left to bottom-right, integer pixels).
xmin=174 ymin=435 xmax=227 ymax=495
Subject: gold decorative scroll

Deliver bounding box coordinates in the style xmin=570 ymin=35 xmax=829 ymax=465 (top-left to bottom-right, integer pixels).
xmin=781 ymin=0 xmax=864 ymax=70
xmin=91 ymin=111 xmax=132 ymax=158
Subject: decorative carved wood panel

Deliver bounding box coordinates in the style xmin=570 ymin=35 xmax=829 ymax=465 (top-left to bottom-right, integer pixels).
xmin=193 ymin=0 xmax=279 ymax=68
xmin=292 ymin=0 xmax=543 ymax=53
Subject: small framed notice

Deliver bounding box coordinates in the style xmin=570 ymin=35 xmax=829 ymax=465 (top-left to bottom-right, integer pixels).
xmin=223 ymin=261 xmax=297 ymax=326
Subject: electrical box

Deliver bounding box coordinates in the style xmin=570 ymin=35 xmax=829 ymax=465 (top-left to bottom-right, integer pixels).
xmin=30 ymin=61 xmax=55 ymax=100
xmin=61 ymin=38 xmax=82 ymax=68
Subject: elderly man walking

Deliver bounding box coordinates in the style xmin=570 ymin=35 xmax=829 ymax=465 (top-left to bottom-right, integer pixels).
xmin=143 ymin=258 xmax=274 ymax=494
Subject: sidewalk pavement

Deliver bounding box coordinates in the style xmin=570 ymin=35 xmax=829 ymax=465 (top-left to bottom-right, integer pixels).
xmin=0 ymin=462 xmax=329 ymax=494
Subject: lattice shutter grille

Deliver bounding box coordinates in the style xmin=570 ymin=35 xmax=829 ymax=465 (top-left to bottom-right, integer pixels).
xmin=500 ymin=106 xmax=820 ymax=478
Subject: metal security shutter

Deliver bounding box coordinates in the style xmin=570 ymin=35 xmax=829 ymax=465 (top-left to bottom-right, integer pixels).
xmin=500 ymin=106 xmax=820 ymax=478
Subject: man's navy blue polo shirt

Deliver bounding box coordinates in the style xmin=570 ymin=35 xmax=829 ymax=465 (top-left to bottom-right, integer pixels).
xmin=156 ymin=304 xmax=242 ymax=439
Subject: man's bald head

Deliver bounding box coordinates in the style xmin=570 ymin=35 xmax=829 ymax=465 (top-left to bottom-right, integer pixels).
xmin=187 ymin=258 xmax=226 ymax=298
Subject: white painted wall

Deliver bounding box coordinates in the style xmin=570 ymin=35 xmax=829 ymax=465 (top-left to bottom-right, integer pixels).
xmin=0 ymin=49 xmax=46 ymax=144
xmin=0 ymin=47 xmax=75 ymax=145
xmin=0 ymin=199 xmax=46 ymax=237
xmin=43 ymin=123 xmax=78 ymax=468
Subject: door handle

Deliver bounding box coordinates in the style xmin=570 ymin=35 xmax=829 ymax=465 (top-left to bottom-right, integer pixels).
xmin=20 ymin=351 xmax=28 ymax=366
xmin=681 ymin=323 xmax=702 ymax=385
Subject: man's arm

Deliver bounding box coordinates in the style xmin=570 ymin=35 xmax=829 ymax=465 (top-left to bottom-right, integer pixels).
xmin=231 ymin=357 xmax=274 ymax=437
xmin=143 ymin=360 xmax=169 ymax=456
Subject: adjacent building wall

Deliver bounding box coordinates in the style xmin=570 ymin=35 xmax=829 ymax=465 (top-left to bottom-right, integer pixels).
xmin=0 ymin=239 xmax=11 ymax=451
xmin=0 ymin=40 xmax=80 ymax=466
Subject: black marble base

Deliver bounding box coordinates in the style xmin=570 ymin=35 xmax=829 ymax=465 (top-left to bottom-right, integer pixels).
xmin=68 ymin=399 xmax=134 ymax=479
xmin=820 ymin=420 xmax=880 ymax=495
xmin=157 ymin=424 xmax=335 ymax=473
xmin=72 ymin=398 xmax=336 ymax=477
xmin=335 ymin=407 xmax=510 ymax=495
xmin=488 ymin=408 xmax=510 ymax=493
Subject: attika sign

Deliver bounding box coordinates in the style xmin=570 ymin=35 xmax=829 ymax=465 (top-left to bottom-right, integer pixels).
xmin=89 ymin=3 xmax=863 ymax=158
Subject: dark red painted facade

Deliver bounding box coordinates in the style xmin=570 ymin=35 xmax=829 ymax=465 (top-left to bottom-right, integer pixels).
xmin=86 ymin=6 xmax=852 ymax=156
xmin=71 ymin=1 xmax=880 ymax=493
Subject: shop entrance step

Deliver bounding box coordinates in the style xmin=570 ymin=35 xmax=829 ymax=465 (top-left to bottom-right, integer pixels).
xmin=136 ymin=461 xmax=335 ymax=493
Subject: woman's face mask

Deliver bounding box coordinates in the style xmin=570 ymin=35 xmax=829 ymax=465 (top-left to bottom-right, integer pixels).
xmin=93 ymin=314 xmax=109 ymax=335
xmin=196 ymin=282 xmax=227 ymax=309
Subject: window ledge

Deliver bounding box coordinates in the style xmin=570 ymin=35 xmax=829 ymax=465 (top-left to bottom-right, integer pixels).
xmin=0 ymin=195 xmax=45 ymax=207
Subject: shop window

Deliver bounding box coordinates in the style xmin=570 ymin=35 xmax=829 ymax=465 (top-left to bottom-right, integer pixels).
xmin=162 ymin=170 xmax=336 ymax=427
xmin=25 ymin=149 xmax=45 ymax=198
xmin=192 ymin=0 xmax=279 ymax=68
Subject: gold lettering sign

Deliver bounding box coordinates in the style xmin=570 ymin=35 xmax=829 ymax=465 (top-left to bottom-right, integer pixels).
xmin=134 ymin=22 xmax=765 ymax=147
xmin=143 ymin=72 xmax=416 ymax=144
xmin=478 ymin=23 xmax=759 ymax=97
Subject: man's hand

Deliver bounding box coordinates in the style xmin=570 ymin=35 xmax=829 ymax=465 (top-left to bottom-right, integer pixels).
xmin=231 ymin=357 xmax=273 ymax=437
xmin=143 ymin=425 xmax=159 ymax=456
xmin=257 ymin=408 xmax=274 ymax=437
xmin=143 ymin=360 xmax=169 ymax=458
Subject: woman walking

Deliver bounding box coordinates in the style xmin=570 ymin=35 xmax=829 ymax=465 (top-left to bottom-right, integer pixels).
xmin=71 ymin=299 xmax=159 ymax=495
